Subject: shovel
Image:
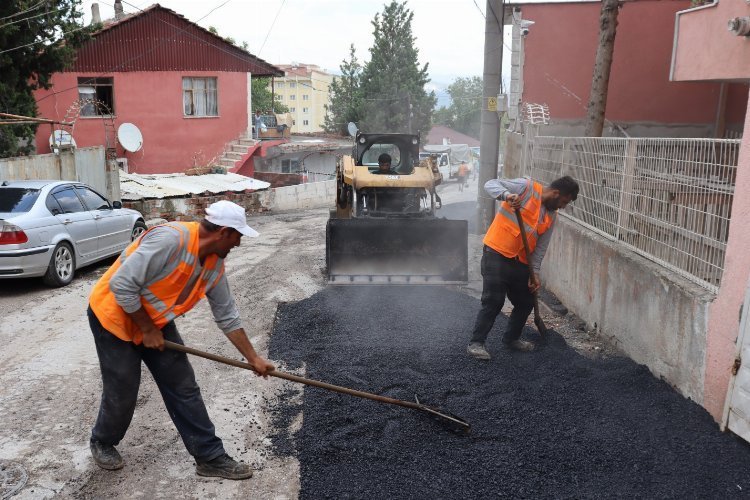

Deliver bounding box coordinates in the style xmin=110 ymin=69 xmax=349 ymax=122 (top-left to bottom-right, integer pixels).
xmin=514 ymin=208 xmax=548 ymax=338
xmin=164 ymin=340 xmax=471 ymax=434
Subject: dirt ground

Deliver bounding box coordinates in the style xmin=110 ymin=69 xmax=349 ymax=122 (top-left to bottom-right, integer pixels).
xmin=0 ymin=174 xmax=612 ymax=499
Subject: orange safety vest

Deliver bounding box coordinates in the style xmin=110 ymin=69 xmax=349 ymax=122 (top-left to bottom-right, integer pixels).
xmin=458 ymin=163 xmax=469 ymax=177
xmin=89 ymin=222 xmax=225 ymax=344
xmin=483 ymin=179 xmax=555 ymax=265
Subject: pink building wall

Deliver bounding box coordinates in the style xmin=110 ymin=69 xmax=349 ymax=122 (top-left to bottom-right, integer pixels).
xmin=35 ymin=71 xmax=249 ymax=174
xmin=671 ymin=1 xmax=750 ymax=82
xmin=521 ymin=1 xmax=746 ymax=127
xmin=670 ymin=0 xmax=750 ymax=421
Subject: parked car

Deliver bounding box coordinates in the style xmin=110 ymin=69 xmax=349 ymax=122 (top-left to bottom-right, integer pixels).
xmin=0 ymin=180 xmax=146 ymax=287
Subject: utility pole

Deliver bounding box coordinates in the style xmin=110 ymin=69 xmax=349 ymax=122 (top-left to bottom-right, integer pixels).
xmin=478 ymin=0 xmax=505 ymax=232
xmin=584 ymin=0 xmax=620 ymax=137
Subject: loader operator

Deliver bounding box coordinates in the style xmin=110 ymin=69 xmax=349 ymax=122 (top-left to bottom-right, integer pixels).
xmin=467 ymin=176 xmax=579 ymax=359
xmin=375 ymin=153 xmax=398 ymax=175
xmin=87 ymin=200 xmax=274 ymax=480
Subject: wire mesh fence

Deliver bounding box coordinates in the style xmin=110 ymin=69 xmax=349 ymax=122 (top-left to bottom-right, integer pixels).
xmin=521 ymin=134 xmax=740 ymax=292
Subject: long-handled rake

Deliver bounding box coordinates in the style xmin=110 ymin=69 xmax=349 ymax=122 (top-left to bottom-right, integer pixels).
xmin=164 ymin=340 xmax=471 ymax=434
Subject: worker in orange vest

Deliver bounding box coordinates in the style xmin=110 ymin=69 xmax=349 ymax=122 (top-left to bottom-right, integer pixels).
xmin=457 ymin=162 xmax=469 ymax=191
xmin=467 ymin=176 xmax=579 ymax=359
xmin=87 ymin=200 xmax=274 ymax=480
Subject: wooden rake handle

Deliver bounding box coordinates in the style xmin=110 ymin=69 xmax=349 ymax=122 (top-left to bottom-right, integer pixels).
xmin=164 ymin=340 xmax=423 ymax=411
xmin=514 ymin=208 xmax=548 ymax=336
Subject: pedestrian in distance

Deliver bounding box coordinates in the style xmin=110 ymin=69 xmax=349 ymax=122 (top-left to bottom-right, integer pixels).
xmin=253 ymin=110 xmax=262 ymax=139
xmin=87 ymin=200 xmax=275 ymax=480
xmin=467 ymin=175 xmax=579 ymax=360
xmin=457 ymin=162 xmax=469 ymax=191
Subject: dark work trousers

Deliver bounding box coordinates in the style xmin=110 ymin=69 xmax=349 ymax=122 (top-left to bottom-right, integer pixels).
xmin=88 ymin=306 xmax=225 ymax=462
xmin=470 ymin=246 xmax=535 ymax=345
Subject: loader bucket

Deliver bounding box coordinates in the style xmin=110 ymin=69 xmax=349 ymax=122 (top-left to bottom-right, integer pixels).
xmin=326 ymin=218 xmax=468 ymax=285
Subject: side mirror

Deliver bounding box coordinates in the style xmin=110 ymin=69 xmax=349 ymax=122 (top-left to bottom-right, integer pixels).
xmin=112 ymin=200 xmax=122 ymax=209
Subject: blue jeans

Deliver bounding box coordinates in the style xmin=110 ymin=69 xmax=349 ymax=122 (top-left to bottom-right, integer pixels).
xmin=88 ymin=307 xmax=225 ymax=462
xmin=470 ymin=246 xmax=534 ymax=345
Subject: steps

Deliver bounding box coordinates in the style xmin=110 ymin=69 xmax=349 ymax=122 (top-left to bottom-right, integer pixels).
xmin=215 ymin=135 xmax=260 ymax=171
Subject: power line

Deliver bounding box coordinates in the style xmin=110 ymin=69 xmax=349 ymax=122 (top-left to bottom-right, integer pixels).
xmin=0 ymin=1 xmax=46 ymax=22
xmin=257 ymin=0 xmax=286 ymax=56
xmin=0 ymin=23 xmax=88 ymax=54
xmin=0 ymin=6 xmax=64 ymax=29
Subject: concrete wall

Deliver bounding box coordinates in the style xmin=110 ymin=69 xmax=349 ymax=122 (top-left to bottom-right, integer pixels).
xmin=34 ymin=71 xmax=249 ymax=175
xmin=260 ymin=180 xmax=336 ymax=212
xmin=542 ymin=216 xmax=713 ymax=404
xmin=0 ymin=146 xmax=119 ymax=201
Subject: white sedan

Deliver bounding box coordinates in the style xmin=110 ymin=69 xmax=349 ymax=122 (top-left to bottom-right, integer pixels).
xmin=0 ymin=180 xmax=146 ymax=286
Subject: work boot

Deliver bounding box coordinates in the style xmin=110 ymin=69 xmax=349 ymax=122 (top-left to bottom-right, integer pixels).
xmin=467 ymin=342 xmax=491 ymax=360
xmin=90 ymin=438 xmax=124 ymax=470
xmin=505 ymin=339 xmax=535 ymax=352
xmin=196 ymin=453 xmax=253 ymax=480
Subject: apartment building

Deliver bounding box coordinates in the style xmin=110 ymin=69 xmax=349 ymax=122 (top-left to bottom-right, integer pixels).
xmin=271 ymin=63 xmax=334 ymax=133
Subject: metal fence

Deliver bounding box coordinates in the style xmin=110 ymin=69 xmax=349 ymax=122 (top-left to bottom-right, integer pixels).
xmin=521 ymin=135 xmax=740 ymax=292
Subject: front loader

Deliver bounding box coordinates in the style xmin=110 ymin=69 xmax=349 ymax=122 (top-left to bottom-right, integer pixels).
xmin=326 ymin=132 xmax=468 ymax=285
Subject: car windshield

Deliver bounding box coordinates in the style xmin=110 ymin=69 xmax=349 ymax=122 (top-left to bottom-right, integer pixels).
xmin=0 ymin=188 xmax=41 ymax=213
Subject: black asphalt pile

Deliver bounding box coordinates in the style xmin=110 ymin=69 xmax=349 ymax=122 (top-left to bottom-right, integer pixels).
xmin=268 ymin=286 xmax=750 ymax=499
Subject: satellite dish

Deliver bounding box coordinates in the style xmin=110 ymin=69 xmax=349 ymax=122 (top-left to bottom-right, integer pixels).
xmin=49 ymin=130 xmax=76 ymax=153
xmin=117 ymin=123 xmax=143 ymax=153
xmin=347 ymin=122 xmax=358 ymax=137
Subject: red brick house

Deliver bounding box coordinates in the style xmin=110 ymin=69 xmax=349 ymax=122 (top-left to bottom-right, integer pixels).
xmin=34 ymin=3 xmax=282 ymax=174
xmin=509 ymin=0 xmax=747 ymax=137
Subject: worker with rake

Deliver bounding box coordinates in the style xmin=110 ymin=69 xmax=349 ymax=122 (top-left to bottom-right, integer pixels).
xmin=467 ymin=175 xmax=579 ymax=359
xmin=87 ymin=200 xmax=274 ymax=480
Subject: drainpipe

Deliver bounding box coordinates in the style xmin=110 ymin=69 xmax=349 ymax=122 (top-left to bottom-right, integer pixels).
xmin=91 ymin=3 xmax=101 ymax=24
xmin=114 ymin=0 xmax=124 ymax=20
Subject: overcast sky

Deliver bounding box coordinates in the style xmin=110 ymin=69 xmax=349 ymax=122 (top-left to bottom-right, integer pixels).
xmin=80 ymin=0 xmax=514 ymax=104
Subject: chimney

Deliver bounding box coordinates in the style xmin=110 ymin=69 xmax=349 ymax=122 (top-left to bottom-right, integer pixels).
xmin=91 ymin=3 xmax=101 ymax=24
xmin=114 ymin=0 xmax=124 ymax=20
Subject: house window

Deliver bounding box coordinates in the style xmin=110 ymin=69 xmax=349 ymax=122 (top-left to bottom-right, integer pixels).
xmin=281 ymin=158 xmax=299 ymax=173
xmin=302 ymin=94 xmax=310 ymax=101
xmin=182 ymin=77 xmax=218 ymax=117
xmin=77 ymin=77 xmax=114 ymax=116
xmin=292 ymin=119 xmax=296 ymax=125
xmin=276 ymin=95 xmax=283 ymax=101
xmin=289 ymin=82 xmax=296 ymax=88
xmin=276 ymin=82 xmax=284 ymax=89
xmin=289 ymin=94 xmax=296 ymax=101
xmin=290 ymin=107 xmax=296 ymax=113
xmin=303 ymin=119 xmax=309 ymax=126
xmin=302 ymin=107 xmax=309 ymax=113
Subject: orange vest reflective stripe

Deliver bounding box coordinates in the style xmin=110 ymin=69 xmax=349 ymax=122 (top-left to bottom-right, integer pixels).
xmin=89 ymin=222 xmax=225 ymax=344
xmin=483 ymin=179 xmax=555 ymax=264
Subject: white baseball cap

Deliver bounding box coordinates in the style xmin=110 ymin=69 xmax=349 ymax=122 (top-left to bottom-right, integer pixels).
xmin=205 ymin=200 xmax=259 ymax=237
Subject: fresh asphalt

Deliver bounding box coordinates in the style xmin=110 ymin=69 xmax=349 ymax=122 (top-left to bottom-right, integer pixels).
xmin=267 ymin=181 xmax=750 ymax=498
xmin=269 ymin=287 xmax=750 ymax=498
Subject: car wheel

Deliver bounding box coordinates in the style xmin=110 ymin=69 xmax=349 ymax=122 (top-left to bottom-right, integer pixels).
xmin=43 ymin=242 xmax=75 ymax=287
xmin=131 ymin=221 xmax=147 ymax=241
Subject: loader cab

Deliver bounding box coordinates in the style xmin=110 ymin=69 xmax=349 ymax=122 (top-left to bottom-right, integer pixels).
xmin=355 ymin=133 xmax=419 ymax=175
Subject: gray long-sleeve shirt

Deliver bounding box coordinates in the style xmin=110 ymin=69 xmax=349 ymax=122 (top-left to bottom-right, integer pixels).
xmin=485 ymin=177 xmax=556 ymax=273
xmin=109 ymin=224 xmax=242 ymax=334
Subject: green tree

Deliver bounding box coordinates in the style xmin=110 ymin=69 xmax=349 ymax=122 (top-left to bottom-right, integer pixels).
xmin=0 ymin=0 xmax=93 ymax=157
xmin=323 ymin=44 xmax=362 ymax=135
xmin=359 ymin=1 xmax=435 ymax=135
xmin=254 ymin=77 xmax=288 ymax=113
xmin=433 ymin=76 xmax=482 ymax=139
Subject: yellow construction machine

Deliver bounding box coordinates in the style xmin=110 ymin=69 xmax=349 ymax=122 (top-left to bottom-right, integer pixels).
xmin=326 ymin=132 xmax=468 ymax=285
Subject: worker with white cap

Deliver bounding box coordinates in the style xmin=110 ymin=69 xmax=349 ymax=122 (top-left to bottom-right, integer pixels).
xmin=87 ymin=200 xmax=273 ymax=480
